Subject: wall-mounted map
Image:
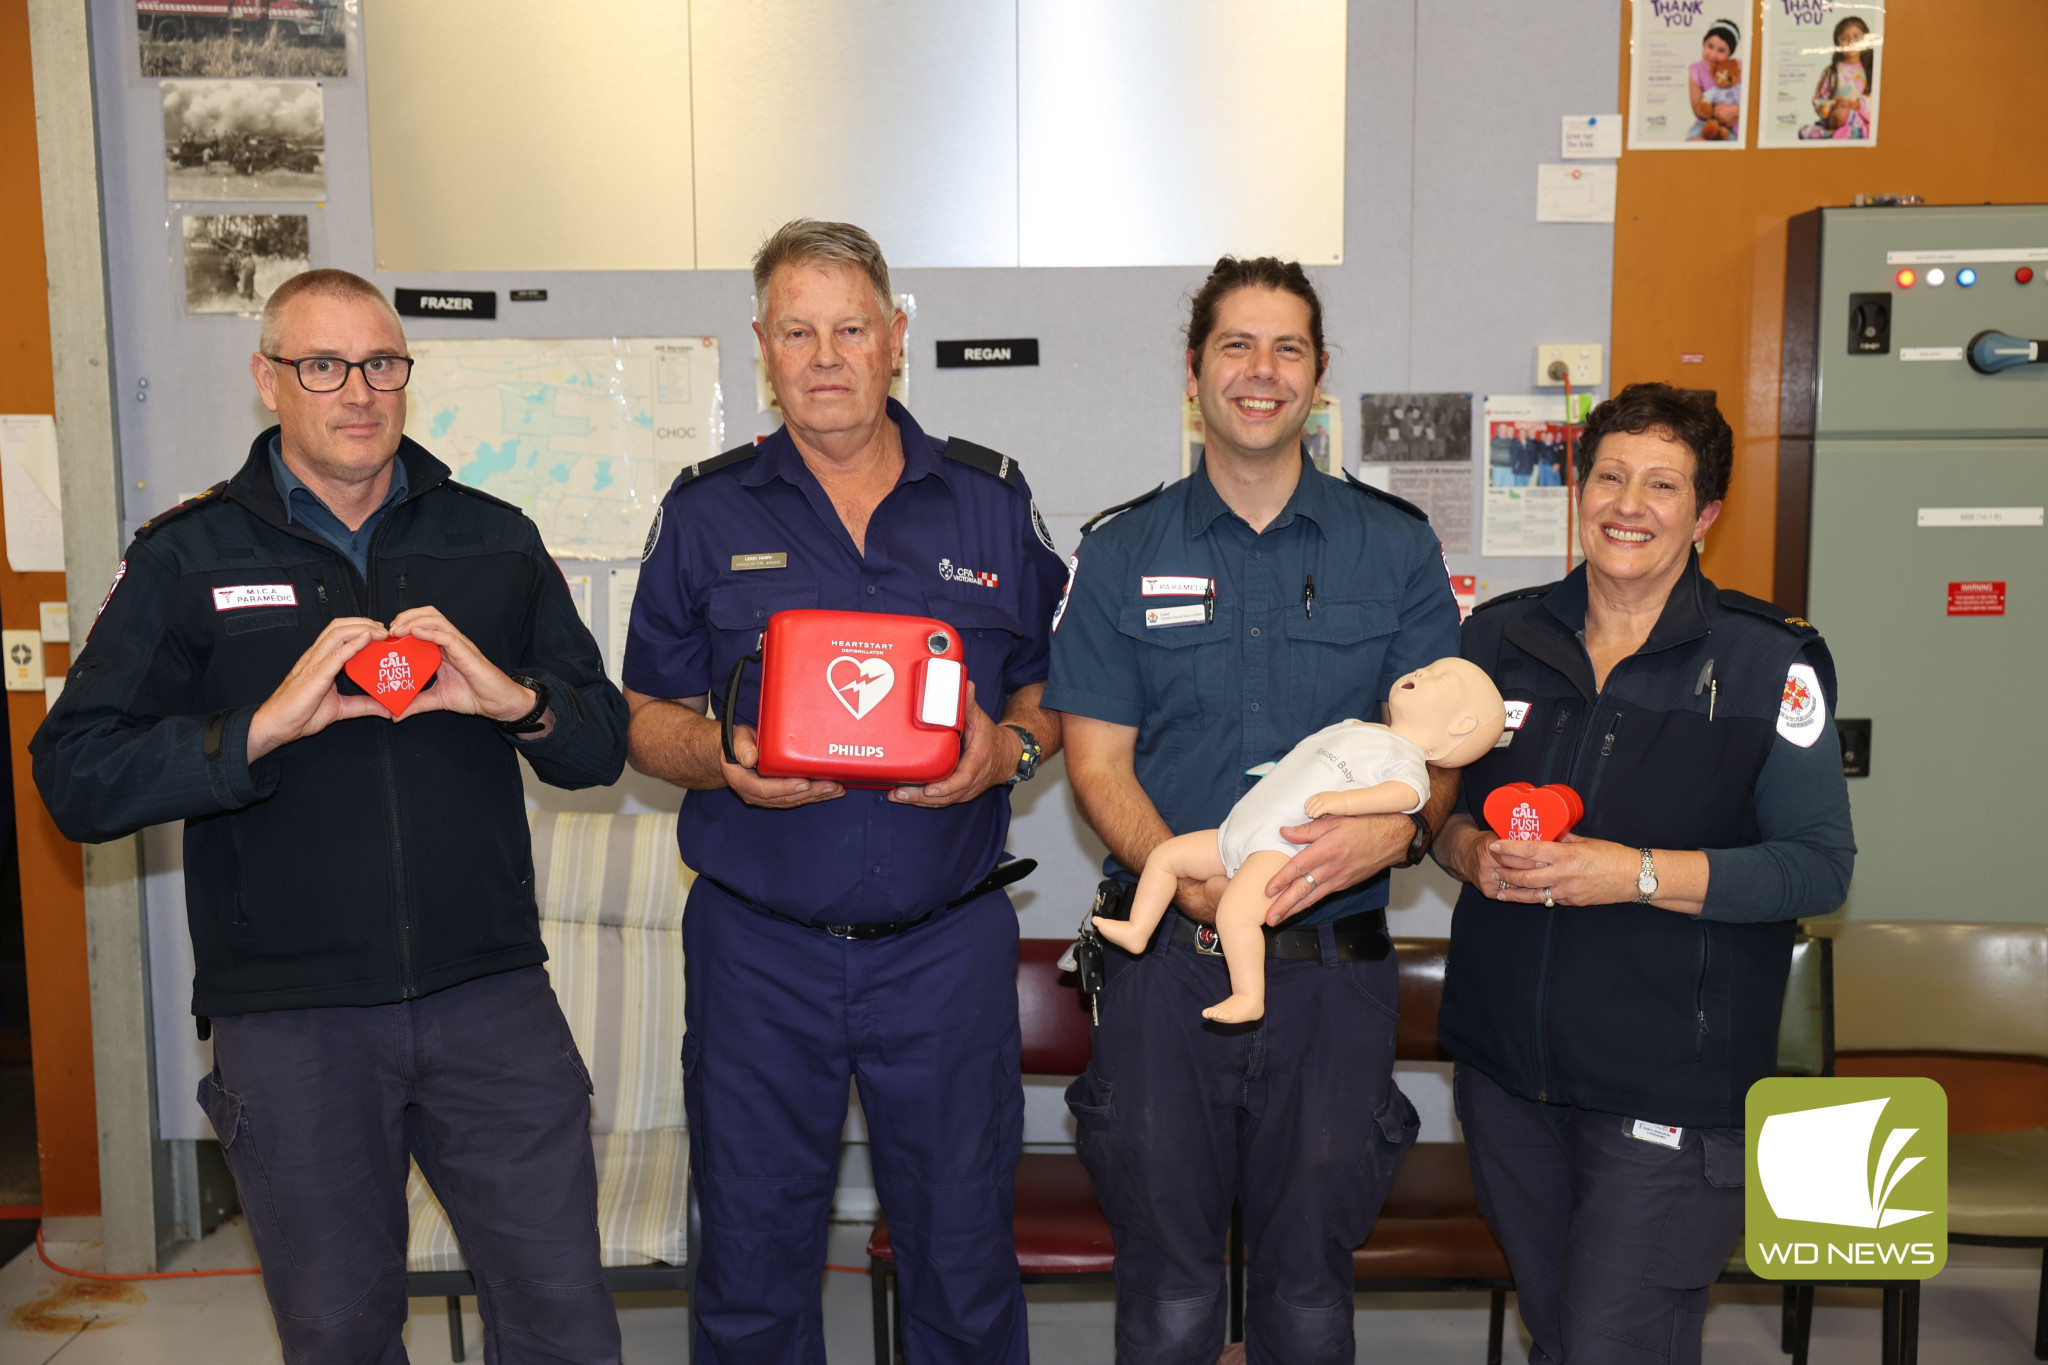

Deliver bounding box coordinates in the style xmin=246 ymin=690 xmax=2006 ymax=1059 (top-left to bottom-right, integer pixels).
xmin=404 ymin=337 xmax=723 ymax=561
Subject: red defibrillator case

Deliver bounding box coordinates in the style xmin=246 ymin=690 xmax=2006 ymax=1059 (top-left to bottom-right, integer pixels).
xmin=722 ymin=609 xmax=968 ymax=788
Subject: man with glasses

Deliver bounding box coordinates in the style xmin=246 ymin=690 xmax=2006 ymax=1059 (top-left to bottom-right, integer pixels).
xmin=33 ymin=269 xmax=629 ymax=1364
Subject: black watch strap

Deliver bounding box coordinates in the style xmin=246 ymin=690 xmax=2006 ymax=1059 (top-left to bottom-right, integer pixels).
xmin=1400 ymin=811 xmax=1433 ymax=867
xmin=498 ymin=673 xmax=551 ymax=734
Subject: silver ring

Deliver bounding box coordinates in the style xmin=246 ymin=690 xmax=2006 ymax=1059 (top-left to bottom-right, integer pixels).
xmin=1543 ymin=889 xmax=1555 ymax=908
xmin=1303 ymin=873 xmax=1317 ymax=891
xmin=1497 ymin=878 xmax=1507 ymax=891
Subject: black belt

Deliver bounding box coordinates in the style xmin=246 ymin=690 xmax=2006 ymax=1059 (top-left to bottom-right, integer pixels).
xmin=1093 ymin=876 xmax=1388 ymax=960
xmin=1167 ymin=908 xmax=1390 ymax=961
xmin=711 ymin=858 xmax=1037 ymax=940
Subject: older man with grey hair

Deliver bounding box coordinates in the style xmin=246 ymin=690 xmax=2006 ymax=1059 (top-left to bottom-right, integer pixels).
xmin=622 ymin=220 xmax=1068 ymax=1364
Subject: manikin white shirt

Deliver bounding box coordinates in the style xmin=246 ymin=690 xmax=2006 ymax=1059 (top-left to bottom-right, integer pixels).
xmin=1216 ymin=720 xmax=1429 ymax=876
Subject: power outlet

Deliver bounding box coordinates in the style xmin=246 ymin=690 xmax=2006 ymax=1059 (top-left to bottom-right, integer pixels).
xmin=1536 ymin=343 xmax=1603 ymax=387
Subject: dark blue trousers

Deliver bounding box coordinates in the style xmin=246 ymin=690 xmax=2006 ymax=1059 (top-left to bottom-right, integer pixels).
xmin=199 ymin=965 xmax=619 ymax=1365
xmin=1455 ymin=1064 xmax=1746 ymax=1365
xmin=1068 ymin=919 xmax=1417 ymax=1365
xmin=682 ymin=878 xmax=1027 ymax=1365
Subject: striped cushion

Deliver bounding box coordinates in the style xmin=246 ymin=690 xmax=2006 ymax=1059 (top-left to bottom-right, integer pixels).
xmin=405 ymin=810 xmax=692 ymax=1273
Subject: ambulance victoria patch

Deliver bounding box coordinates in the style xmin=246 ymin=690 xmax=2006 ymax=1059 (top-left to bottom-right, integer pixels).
xmin=1777 ymin=663 xmax=1825 ymax=748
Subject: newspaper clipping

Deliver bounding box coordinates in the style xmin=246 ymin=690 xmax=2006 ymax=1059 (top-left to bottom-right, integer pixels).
xmin=1358 ymin=394 xmax=1473 ymax=553
xmin=1481 ymin=395 xmax=1591 ymax=558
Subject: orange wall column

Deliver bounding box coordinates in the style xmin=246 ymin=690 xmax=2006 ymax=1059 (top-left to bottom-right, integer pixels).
xmin=1610 ymin=0 xmax=2048 ymax=602
xmin=1 ymin=0 xmax=99 ymax=1218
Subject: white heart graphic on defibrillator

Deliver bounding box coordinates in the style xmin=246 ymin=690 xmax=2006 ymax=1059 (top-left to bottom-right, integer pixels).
xmin=826 ymin=655 xmax=895 ymax=720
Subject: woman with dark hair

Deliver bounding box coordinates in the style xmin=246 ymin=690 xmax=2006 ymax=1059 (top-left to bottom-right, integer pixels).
xmin=1432 ymin=383 xmax=1856 ymax=1363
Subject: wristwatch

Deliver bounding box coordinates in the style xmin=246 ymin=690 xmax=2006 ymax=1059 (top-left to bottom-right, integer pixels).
xmin=1636 ymin=848 xmax=1659 ymax=903
xmin=1001 ymin=724 xmax=1043 ymax=785
xmin=497 ymin=673 xmax=552 ymax=735
xmin=1398 ymin=812 xmax=1434 ymax=868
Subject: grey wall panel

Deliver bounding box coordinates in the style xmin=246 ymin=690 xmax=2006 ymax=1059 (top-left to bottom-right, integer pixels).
xmin=88 ymin=0 xmax=1621 ymax=1148
xmin=691 ymin=0 xmax=1019 ymax=271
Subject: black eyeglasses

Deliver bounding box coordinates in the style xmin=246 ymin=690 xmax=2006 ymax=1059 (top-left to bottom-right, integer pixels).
xmin=266 ymin=354 xmax=415 ymax=393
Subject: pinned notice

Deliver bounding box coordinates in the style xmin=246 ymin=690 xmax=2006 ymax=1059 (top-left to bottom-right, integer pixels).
xmin=0 ymin=415 xmax=63 ymax=573
xmin=1536 ymin=164 xmax=1616 ymax=223
xmin=1947 ymin=581 xmax=2006 ymax=616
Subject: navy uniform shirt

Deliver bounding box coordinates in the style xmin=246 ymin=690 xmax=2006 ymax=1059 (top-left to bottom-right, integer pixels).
xmin=1043 ymin=451 xmax=1461 ymax=926
xmin=624 ymin=399 xmax=1068 ymax=923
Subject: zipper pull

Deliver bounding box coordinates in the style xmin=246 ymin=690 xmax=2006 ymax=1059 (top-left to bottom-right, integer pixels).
xmin=314 ymin=579 xmax=328 ymax=605
xmin=397 ymin=572 xmax=410 ymax=609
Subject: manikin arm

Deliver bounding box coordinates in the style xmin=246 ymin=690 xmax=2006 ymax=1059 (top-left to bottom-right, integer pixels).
xmin=1303 ymin=779 xmax=1426 ymax=820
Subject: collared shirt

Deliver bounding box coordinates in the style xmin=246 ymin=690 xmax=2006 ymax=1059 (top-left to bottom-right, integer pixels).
xmin=623 ymin=399 xmax=1068 ymax=923
xmin=268 ymin=434 xmax=409 ymax=580
xmin=1044 ymin=452 xmax=1461 ymax=925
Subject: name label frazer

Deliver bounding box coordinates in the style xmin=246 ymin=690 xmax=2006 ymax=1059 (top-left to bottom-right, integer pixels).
xmin=394 ymin=288 xmax=498 ymax=320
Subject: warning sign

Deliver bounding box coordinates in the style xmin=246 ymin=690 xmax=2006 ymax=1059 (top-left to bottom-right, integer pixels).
xmin=1946 ymin=581 xmax=2006 ymax=616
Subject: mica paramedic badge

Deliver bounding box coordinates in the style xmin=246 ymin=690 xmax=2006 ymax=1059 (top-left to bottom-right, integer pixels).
xmin=344 ymin=637 xmax=442 ymax=716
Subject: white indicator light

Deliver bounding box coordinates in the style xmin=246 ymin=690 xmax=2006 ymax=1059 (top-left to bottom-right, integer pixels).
xmin=1926 ymin=267 xmax=1947 ymax=287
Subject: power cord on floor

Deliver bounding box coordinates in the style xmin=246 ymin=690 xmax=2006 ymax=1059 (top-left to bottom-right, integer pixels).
xmin=35 ymin=1224 xmax=262 ymax=1280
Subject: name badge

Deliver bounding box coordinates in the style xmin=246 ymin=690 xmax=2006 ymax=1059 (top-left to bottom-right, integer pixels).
xmin=1503 ymin=700 xmax=1532 ymax=730
xmin=731 ymin=552 xmax=788 ymax=572
xmin=1145 ymin=604 xmax=1206 ymax=629
xmin=212 ymin=584 xmax=297 ymax=611
xmin=1141 ymin=575 xmax=1213 ymax=597
xmin=1628 ymin=1119 xmax=1683 ymax=1149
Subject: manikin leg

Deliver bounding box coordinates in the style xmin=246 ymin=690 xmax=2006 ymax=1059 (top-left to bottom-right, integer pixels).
xmin=1093 ymin=830 xmax=1225 ymax=955
xmin=1200 ymin=849 xmax=1290 ymax=1025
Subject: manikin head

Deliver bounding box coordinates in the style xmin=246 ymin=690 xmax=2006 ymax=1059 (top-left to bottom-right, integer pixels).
xmin=1384 ymin=657 xmax=1507 ymax=767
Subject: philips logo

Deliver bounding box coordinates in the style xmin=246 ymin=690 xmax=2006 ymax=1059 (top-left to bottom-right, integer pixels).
xmin=829 ymin=744 xmax=884 ymax=758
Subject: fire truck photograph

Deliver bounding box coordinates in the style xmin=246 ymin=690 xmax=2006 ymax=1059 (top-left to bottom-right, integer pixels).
xmin=138 ymin=0 xmax=346 ymax=78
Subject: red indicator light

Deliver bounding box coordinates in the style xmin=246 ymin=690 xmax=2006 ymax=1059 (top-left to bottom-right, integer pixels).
xmin=1895 ymin=268 xmax=1916 ymax=288
xmin=2019 ymin=267 xmax=2036 ymax=285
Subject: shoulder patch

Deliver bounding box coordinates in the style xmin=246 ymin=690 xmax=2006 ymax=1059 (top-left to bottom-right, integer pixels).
xmin=440 ymin=479 xmax=525 ymax=514
xmin=941 ymin=437 xmax=1024 ymax=488
xmin=670 ymin=442 xmax=760 ymax=493
xmin=1341 ymin=471 xmax=1430 ymax=522
xmin=1080 ymin=483 xmax=1165 ymax=535
xmin=134 ymin=481 xmax=229 ymax=538
xmin=1717 ymin=589 xmax=1822 ymax=639
xmin=1472 ymin=583 xmax=1558 ymax=614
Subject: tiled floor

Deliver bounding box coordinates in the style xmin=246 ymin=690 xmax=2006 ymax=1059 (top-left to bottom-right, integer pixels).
xmin=2 ymin=1217 xmax=2040 ymax=1363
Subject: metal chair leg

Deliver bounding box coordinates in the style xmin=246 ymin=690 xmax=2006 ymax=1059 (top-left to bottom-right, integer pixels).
xmin=1790 ymin=1285 xmax=1814 ymax=1365
xmin=2036 ymin=1246 xmax=2048 ymax=1361
xmin=1882 ymin=1284 xmax=1901 ymax=1365
xmin=446 ymin=1295 xmax=465 ymax=1363
xmin=1228 ymin=1203 xmax=1246 ymax=1344
xmin=1487 ymin=1289 xmax=1505 ymax=1365
xmin=1781 ymin=1285 xmax=1796 ymax=1354
xmin=870 ymin=1257 xmax=890 ymax=1365
xmin=892 ymin=1263 xmax=905 ymax=1365
xmin=1901 ymin=1280 xmax=1919 ymax=1365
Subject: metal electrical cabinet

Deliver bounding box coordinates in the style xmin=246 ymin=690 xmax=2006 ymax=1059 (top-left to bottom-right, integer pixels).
xmin=1782 ymin=205 xmax=2047 ymax=922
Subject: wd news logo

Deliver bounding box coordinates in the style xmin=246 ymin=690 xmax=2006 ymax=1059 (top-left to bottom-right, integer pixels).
xmin=1745 ymin=1077 xmax=1947 ymax=1279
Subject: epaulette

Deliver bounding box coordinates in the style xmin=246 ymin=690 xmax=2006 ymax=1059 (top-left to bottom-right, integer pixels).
xmin=135 ymin=482 xmax=229 ymax=538
xmin=941 ymin=437 xmax=1025 ymax=489
xmin=441 ymin=479 xmax=524 ymax=514
xmin=1717 ymin=588 xmax=1822 ymax=639
xmin=1080 ymin=483 xmax=1164 ymax=535
xmin=669 ymin=442 xmax=760 ymax=492
xmin=1341 ymin=470 xmax=1430 ymax=522
xmin=1472 ymin=584 xmax=1556 ymax=614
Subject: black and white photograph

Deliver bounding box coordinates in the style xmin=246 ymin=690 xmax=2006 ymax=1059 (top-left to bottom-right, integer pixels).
xmin=1360 ymin=392 xmax=1474 ymax=462
xmin=163 ymin=80 xmax=324 ymax=201
xmin=137 ymin=0 xmax=347 ymax=78
xmin=182 ymin=213 xmax=309 ymax=314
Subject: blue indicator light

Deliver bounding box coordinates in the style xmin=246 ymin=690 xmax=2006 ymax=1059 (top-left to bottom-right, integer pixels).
xmin=1957 ymin=268 xmax=1978 ymax=287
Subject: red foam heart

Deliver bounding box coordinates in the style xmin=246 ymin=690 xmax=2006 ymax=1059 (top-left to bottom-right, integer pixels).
xmin=344 ymin=636 xmax=442 ymax=716
xmin=1482 ymin=782 xmax=1584 ymax=843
